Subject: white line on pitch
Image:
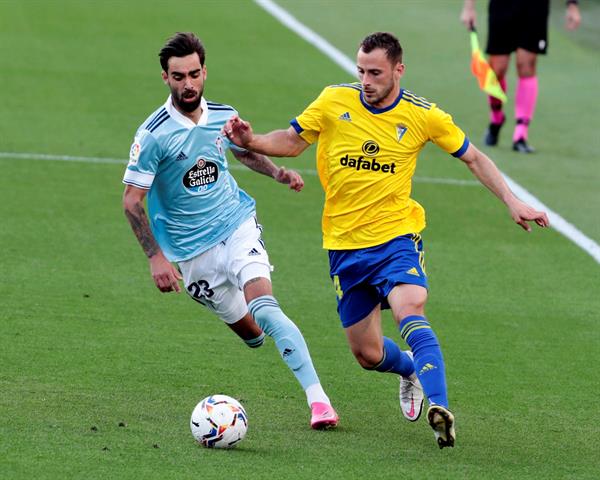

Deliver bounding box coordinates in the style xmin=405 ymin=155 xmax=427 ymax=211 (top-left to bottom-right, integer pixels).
xmin=0 ymin=151 xmax=481 ymax=186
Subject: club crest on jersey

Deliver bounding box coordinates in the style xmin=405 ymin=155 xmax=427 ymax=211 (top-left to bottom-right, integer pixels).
xmin=183 ymin=157 xmax=219 ymax=193
xmin=215 ymin=135 xmax=224 ymax=156
xmin=396 ymin=124 xmax=408 ymax=142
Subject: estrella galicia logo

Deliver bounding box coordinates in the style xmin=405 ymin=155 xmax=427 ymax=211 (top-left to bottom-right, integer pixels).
xmin=183 ymin=158 xmax=219 ymax=192
xmin=362 ymin=140 xmax=379 ymax=157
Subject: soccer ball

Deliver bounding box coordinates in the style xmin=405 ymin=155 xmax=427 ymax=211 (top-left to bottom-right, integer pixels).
xmin=190 ymin=394 xmax=248 ymax=448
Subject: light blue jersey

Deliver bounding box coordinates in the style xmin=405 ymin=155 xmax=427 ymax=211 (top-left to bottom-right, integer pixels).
xmin=123 ymin=96 xmax=256 ymax=262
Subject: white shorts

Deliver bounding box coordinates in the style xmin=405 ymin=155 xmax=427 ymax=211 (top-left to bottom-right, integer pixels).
xmin=178 ymin=216 xmax=273 ymax=324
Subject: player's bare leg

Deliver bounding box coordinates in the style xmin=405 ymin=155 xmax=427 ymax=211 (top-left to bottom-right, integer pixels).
xmin=345 ymin=304 xmax=423 ymax=422
xmin=227 ymin=312 xmax=265 ymax=348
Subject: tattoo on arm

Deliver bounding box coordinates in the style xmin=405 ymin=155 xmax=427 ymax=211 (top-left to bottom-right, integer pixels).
xmin=124 ymin=202 xmax=160 ymax=258
xmin=235 ymin=151 xmax=278 ymax=178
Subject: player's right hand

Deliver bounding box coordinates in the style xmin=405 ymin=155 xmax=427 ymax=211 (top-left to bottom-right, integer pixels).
xmin=149 ymin=252 xmax=182 ymax=293
xmin=223 ymin=115 xmax=253 ymax=148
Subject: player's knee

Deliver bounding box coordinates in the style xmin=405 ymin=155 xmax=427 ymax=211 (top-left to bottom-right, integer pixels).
xmin=351 ymin=347 xmax=382 ymax=370
xmin=516 ymin=61 xmax=536 ymax=78
xmin=392 ymin=296 xmax=427 ymax=323
xmin=394 ymin=300 xmax=426 ymax=322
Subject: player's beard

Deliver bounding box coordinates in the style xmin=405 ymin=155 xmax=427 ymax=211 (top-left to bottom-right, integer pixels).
xmin=173 ymin=87 xmax=203 ymax=113
xmin=364 ymin=82 xmax=395 ymax=107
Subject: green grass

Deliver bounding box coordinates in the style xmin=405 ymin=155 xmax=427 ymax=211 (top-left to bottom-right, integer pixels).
xmin=1 ymin=1 xmax=599 ymax=479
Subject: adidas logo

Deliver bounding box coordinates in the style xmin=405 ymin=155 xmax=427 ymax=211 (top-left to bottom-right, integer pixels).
xmin=419 ymin=363 xmax=437 ymax=375
xmin=282 ymin=347 xmax=295 ymax=357
xmin=248 ymin=248 xmax=260 ymax=256
xmin=175 ymin=151 xmax=188 ymax=161
xmin=406 ymin=267 xmax=420 ymax=277
xmin=338 ymin=112 xmax=352 ymax=122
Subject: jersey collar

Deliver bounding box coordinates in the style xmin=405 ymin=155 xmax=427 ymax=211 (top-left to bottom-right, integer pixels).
xmin=359 ymin=88 xmax=403 ymax=114
xmin=165 ymin=95 xmax=209 ymax=128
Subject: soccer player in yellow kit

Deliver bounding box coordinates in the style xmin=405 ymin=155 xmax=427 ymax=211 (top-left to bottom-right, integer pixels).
xmin=224 ymin=32 xmax=549 ymax=448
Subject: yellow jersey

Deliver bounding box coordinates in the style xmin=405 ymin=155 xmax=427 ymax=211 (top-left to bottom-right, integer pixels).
xmin=291 ymin=83 xmax=469 ymax=250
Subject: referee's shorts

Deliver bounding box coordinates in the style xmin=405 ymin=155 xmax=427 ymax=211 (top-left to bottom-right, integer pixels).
xmin=486 ymin=0 xmax=550 ymax=55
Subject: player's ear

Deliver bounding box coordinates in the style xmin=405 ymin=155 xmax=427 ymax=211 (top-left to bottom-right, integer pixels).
xmin=202 ymin=64 xmax=207 ymax=81
xmin=161 ymin=70 xmax=168 ymax=84
xmin=396 ymin=62 xmax=405 ymax=79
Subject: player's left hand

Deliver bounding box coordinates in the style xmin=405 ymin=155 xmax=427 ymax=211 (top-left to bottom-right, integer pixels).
xmin=275 ymin=166 xmax=304 ymax=192
xmin=508 ymin=199 xmax=549 ymax=232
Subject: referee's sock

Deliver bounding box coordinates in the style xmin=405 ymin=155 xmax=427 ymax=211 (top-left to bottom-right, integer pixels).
xmin=399 ymin=315 xmax=448 ymax=408
xmin=514 ymin=76 xmax=538 ymax=141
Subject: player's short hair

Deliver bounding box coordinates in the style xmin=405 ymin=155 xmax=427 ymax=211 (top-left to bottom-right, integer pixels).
xmin=359 ymin=32 xmax=403 ymax=64
xmin=159 ymin=32 xmax=206 ymax=71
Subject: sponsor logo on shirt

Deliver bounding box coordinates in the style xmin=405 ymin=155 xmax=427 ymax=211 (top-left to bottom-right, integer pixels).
xmin=183 ymin=158 xmax=219 ymax=192
xmin=340 ymin=142 xmax=395 ymax=174
xmin=361 ymin=140 xmax=379 ymax=156
xmin=339 ymin=155 xmax=396 ymax=173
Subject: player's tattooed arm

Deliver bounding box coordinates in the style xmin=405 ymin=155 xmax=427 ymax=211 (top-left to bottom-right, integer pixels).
xmin=232 ymin=150 xmax=304 ymax=192
xmin=122 ymin=184 xmax=182 ymax=292
xmin=232 ymin=149 xmax=279 ymax=177
xmin=123 ymin=185 xmax=160 ymax=257
xmin=124 ymin=202 xmax=160 ymax=258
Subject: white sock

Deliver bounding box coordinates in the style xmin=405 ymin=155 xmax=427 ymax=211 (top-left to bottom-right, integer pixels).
xmin=305 ymin=383 xmax=330 ymax=407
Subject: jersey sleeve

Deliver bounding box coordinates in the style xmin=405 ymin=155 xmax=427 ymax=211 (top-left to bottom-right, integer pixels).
xmin=427 ymin=105 xmax=470 ymax=157
xmin=122 ymin=130 xmax=161 ymax=189
xmin=225 ymin=133 xmax=247 ymax=153
xmin=289 ymin=88 xmax=328 ymax=145
xmin=227 ymin=142 xmax=247 ymax=153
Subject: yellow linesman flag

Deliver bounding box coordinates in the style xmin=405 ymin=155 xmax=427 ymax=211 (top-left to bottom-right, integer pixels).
xmin=470 ymin=28 xmax=507 ymax=103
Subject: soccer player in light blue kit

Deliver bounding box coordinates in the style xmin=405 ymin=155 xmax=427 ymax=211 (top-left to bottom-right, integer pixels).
xmin=122 ymin=32 xmax=338 ymax=429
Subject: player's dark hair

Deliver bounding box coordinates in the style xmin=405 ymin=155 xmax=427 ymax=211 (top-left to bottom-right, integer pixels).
xmin=159 ymin=32 xmax=206 ymax=71
xmin=359 ymin=32 xmax=403 ymax=64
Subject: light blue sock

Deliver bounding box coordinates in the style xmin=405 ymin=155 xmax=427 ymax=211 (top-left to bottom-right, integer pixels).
xmin=248 ymin=295 xmax=320 ymax=390
xmin=399 ymin=315 xmax=449 ymax=408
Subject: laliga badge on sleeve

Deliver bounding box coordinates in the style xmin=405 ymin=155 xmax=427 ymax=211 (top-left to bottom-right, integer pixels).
xmin=129 ymin=141 xmax=141 ymax=165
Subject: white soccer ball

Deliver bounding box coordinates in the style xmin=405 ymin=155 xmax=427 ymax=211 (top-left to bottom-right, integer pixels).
xmin=190 ymin=394 xmax=248 ymax=448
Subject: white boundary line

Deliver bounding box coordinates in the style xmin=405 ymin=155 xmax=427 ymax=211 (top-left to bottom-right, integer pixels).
xmin=0 ymin=151 xmax=480 ymax=186
xmin=254 ymin=0 xmax=600 ymax=264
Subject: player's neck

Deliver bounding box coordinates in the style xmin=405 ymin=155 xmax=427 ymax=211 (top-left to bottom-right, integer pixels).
xmin=173 ymin=104 xmax=203 ymax=124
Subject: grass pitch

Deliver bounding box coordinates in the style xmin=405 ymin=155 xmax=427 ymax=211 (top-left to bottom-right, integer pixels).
xmin=1 ymin=1 xmax=599 ymax=479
